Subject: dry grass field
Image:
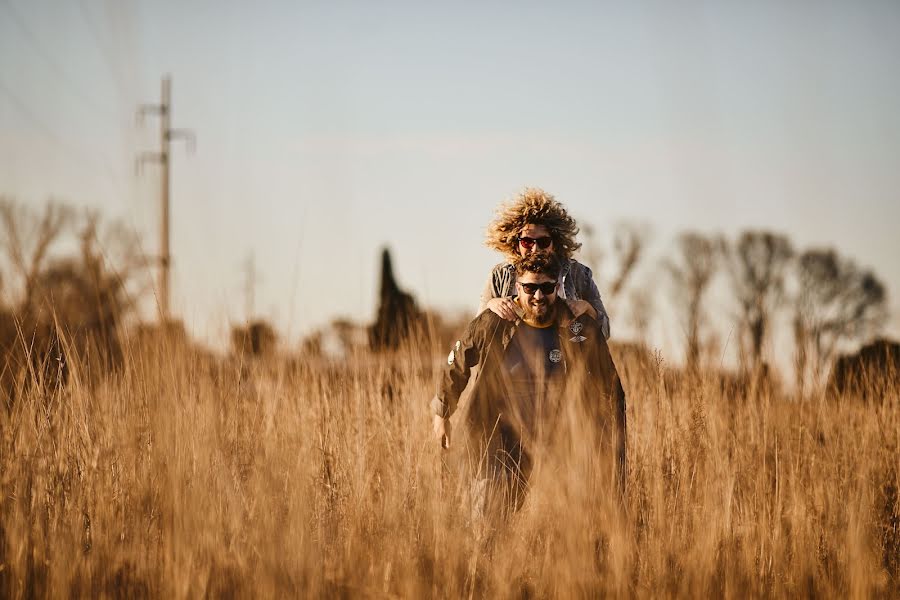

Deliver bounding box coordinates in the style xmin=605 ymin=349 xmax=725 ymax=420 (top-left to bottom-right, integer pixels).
xmin=1 ymin=334 xmax=897 ymax=598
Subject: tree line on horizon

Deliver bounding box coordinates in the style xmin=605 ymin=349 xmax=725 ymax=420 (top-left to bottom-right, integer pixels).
xmin=0 ymin=198 xmax=891 ymax=405
xmin=574 ymin=221 xmax=888 ymax=394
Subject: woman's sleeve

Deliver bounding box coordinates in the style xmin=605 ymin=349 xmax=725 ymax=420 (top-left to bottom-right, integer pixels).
xmin=579 ymin=265 xmax=611 ymax=340
xmin=477 ymin=269 xmax=499 ymax=314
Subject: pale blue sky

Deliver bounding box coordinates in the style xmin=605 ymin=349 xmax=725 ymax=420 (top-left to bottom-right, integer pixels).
xmin=2 ymin=0 xmax=899 ymax=350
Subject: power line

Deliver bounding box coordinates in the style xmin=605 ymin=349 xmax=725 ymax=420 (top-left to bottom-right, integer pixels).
xmin=0 ymin=77 xmax=106 ymax=177
xmin=0 ymin=75 xmax=127 ymax=201
xmin=75 ymin=0 xmax=133 ymax=106
xmin=0 ymin=0 xmax=118 ymax=118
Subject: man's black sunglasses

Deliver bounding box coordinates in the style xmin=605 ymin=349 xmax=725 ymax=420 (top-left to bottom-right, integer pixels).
xmin=518 ymin=281 xmax=558 ymax=295
xmin=518 ymin=236 xmax=552 ymax=250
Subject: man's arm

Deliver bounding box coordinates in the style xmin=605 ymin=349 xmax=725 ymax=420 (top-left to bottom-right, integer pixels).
xmin=585 ymin=324 xmax=626 ymax=499
xmin=612 ymin=368 xmax=626 ymax=500
xmin=430 ymin=317 xmax=484 ymax=420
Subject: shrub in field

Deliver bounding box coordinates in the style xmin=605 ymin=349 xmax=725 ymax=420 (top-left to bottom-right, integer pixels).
xmin=0 ymin=200 xmax=144 ymax=406
xmin=231 ymin=320 xmax=277 ymax=357
xmin=827 ymin=338 xmax=900 ymax=403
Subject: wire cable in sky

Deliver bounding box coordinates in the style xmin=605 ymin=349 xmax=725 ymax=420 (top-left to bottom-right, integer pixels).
xmin=0 ymin=0 xmax=120 ymax=119
xmin=76 ymin=0 xmax=135 ymax=107
xmin=0 ymin=75 xmax=128 ymax=202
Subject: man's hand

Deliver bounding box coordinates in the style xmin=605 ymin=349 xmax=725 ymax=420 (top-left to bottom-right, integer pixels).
xmin=433 ymin=414 xmax=452 ymax=449
xmin=486 ymin=297 xmax=519 ymax=321
xmin=567 ymin=299 xmax=597 ymax=320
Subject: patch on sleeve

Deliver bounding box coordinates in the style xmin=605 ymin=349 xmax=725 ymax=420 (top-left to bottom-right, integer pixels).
xmin=569 ymin=320 xmax=584 ymax=335
xmin=569 ymin=335 xmax=587 ymax=343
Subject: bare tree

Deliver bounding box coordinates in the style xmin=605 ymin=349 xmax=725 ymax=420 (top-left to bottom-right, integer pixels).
xmin=722 ymin=231 xmax=794 ymax=372
xmin=6 ymin=206 xmax=148 ymax=321
xmin=580 ymin=221 xmax=649 ymax=301
xmin=793 ymin=248 xmax=888 ymax=391
xmin=0 ymin=200 xmax=150 ymax=396
xmin=75 ymin=210 xmax=152 ymax=316
xmin=0 ymin=199 xmax=74 ymax=307
xmin=608 ymin=223 xmax=650 ymax=299
xmin=579 ymin=222 xmax=603 ymax=276
xmin=580 ymin=221 xmax=651 ymax=342
xmin=665 ymin=232 xmax=719 ymax=369
xmin=627 ymin=285 xmax=654 ymax=343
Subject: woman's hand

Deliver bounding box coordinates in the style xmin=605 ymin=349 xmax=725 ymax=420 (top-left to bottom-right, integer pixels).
xmin=487 ymin=297 xmax=519 ymax=321
xmin=567 ymin=299 xmax=597 ymax=319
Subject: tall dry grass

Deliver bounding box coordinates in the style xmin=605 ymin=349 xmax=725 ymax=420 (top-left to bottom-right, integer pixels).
xmin=0 ymin=333 xmax=897 ymax=598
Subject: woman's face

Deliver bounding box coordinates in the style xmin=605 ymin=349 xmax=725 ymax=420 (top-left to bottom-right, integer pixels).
xmin=517 ymin=224 xmax=554 ymax=257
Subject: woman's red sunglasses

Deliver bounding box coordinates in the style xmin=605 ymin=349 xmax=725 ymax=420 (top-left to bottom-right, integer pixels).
xmin=518 ymin=236 xmax=552 ymax=250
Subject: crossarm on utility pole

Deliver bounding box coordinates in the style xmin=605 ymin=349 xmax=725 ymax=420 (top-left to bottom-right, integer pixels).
xmin=136 ymin=103 xmax=165 ymax=124
xmin=167 ymin=128 xmax=196 ymax=153
xmin=135 ymin=151 xmax=164 ymax=175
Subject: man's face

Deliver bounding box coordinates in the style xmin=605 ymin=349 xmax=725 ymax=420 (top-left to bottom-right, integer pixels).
xmin=516 ymin=271 xmax=558 ymax=323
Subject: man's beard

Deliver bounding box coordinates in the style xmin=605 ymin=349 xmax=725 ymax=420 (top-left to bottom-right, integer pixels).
xmin=521 ymin=296 xmax=556 ymax=326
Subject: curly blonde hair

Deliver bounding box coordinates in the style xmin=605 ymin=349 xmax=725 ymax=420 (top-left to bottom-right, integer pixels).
xmin=485 ymin=187 xmax=581 ymax=261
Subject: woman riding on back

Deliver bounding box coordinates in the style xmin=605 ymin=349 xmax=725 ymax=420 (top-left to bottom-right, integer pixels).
xmin=479 ymin=187 xmax=610 ymax=339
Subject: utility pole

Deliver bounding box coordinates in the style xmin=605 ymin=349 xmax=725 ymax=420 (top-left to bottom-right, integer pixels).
xmin=137 ymin=75 xmax=194 ymax=322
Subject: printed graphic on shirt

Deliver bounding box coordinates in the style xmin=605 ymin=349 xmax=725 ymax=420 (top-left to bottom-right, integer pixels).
xmin=503 ymin=325 xmax=563 ymax=386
